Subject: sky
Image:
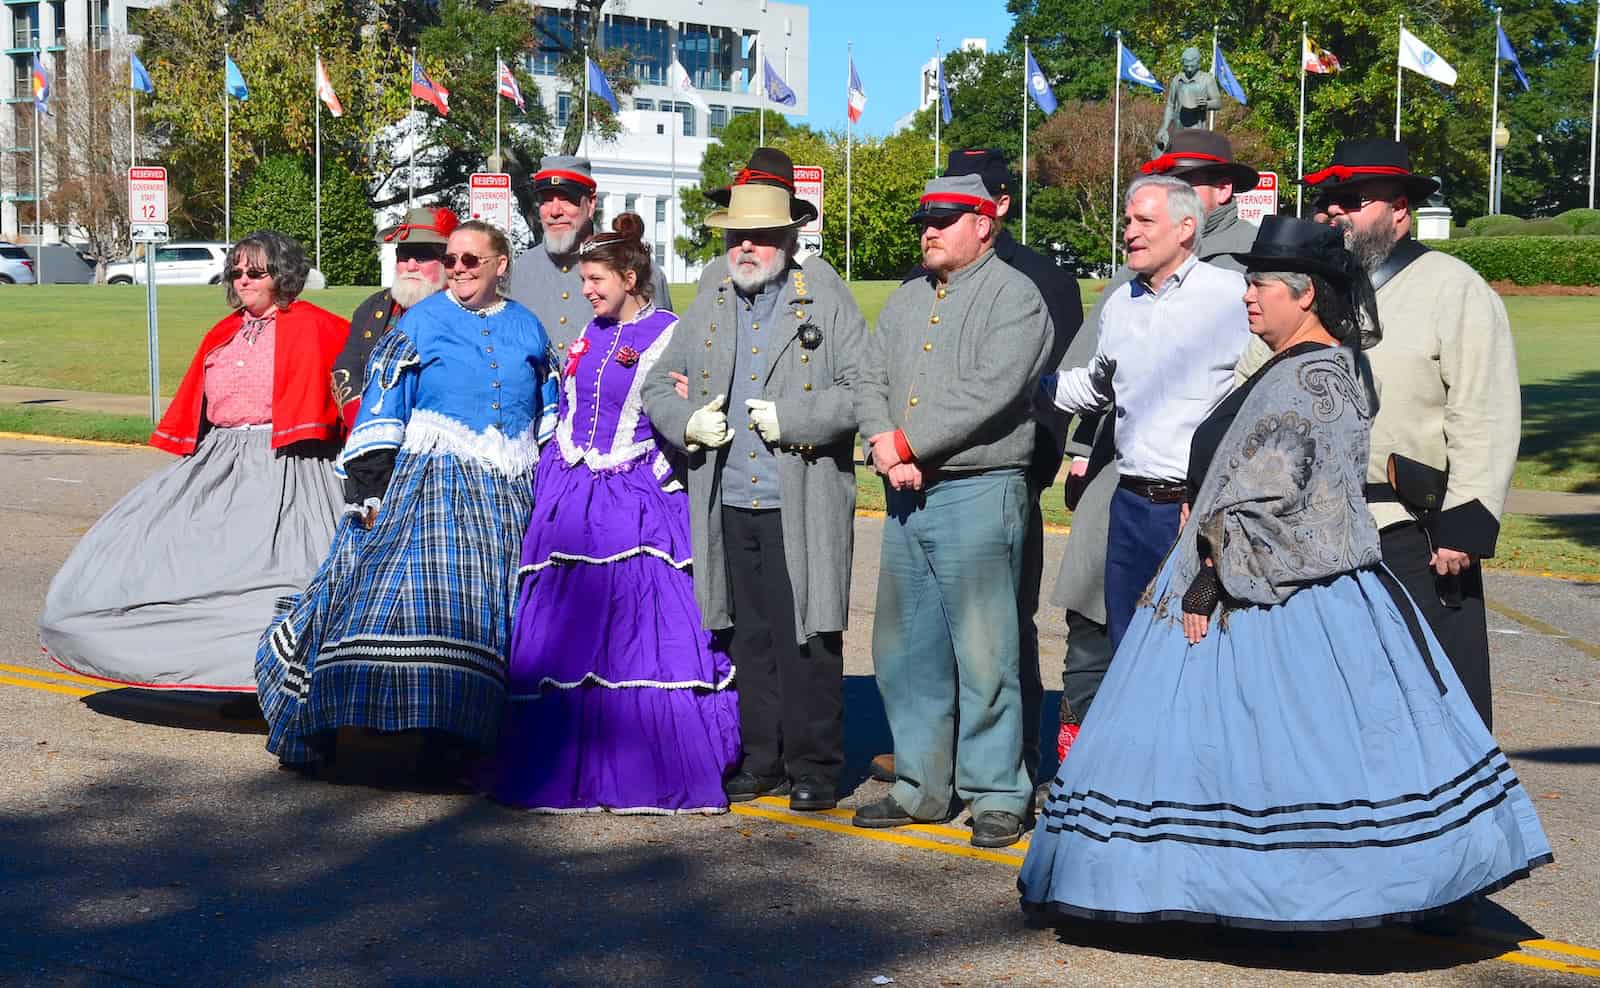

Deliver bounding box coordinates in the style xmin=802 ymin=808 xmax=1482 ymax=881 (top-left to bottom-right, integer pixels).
xmin=801 ymin=0 xmax=1017 ymax=137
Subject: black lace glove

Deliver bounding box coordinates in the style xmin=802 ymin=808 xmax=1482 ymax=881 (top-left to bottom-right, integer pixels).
xmin=1181 ymin=562 xmax=1221 ymax=616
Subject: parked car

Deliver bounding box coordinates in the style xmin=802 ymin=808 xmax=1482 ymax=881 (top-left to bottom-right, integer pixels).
xmin=104 ymin=242 xmax=229 ymax=285
xmin=0 ymin=243 xmax=38 ymax=284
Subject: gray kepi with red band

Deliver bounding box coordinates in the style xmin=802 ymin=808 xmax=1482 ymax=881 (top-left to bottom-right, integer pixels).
xmin=377 ymin=205 xmax=459 ymax=244
xmin=909 ymin=173 xmax=997 ymax=224
xmin=532 ymin=154 xmax=598 ymax=201
xmin=705 ymin=147 xmax=818 ymax=230
xmin=1138 ymin=130 xmax=1259 ymax=191
xmin=1301 ymin=138 xmax=1439 ymax=202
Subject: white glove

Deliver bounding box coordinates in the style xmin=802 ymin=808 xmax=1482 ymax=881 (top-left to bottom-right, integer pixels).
xmin=745 ymin=398 xmax=781 ymax=444
xmin=685 ymin=394 xmax=733 ymax=449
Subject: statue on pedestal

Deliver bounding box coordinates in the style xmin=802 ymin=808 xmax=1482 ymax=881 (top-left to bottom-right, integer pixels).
xmin=1154 ymin=47 xmax=1222 ymax=154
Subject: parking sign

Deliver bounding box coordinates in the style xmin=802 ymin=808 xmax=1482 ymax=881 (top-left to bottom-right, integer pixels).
xmin=1236 ymin=172 xmax=1279 ymax=227
xmin=128 ymin=166 xmax=169 ymax=241
xmin=469 ymin=173 xmax=514 ymax=233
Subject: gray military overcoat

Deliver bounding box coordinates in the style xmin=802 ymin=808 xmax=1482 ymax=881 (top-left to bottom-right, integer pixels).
xmin=641 ymin=257 xmax=866 ymax=644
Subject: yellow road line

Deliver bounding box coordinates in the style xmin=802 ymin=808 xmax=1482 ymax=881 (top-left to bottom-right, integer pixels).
xmin=1488 ymin=601 xmax=1600 ymax=660
xmin=0 ymin=431 xmax=143 ymax=449
xmin=749 ymin=795 xmax=1032 ymax=848
xmin=1521 ymin=938 xmax=1600 ymax=964
xmin=729 ymin=802 xmax=1028 ymax=867
xmin=1491 ymin=948 xmax=1600 ymax=979
xmin=0 ymin=661 xmax=109 ymax=688
xmin=0 ymin=673 xmax=94 ymax=697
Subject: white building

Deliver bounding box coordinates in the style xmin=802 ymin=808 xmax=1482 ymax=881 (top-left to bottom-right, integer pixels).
xmin=895 ymin=37 xmax=986 ymax=134
xmin=529 ymin=0 xmax=810 ymax=282
xmin=1 ymin=0 xmax=149 ymax=239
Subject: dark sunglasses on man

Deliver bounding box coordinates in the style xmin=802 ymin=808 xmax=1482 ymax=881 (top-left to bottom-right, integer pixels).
xmin=1314 ymin=187 xmax=1396 ymax=214
xmin=395 ymin=244 xmax=446 ymax=264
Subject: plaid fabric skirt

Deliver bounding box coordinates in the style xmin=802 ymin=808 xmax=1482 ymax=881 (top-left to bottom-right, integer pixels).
xmin=256 ymin=447 xmax=533 ymax=766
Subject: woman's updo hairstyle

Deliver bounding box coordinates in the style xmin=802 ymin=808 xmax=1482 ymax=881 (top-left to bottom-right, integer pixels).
xmin=579 ymin=212 xmax=655 ymax=301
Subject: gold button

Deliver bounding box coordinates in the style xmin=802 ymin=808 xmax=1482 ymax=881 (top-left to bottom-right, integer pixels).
xmin=751 ymin=476 xmax=759 ymax=483
xmin=710 ymin=323 xmax=718 ymax=331
xmin=752 ymin=498 xmax=760 ymax=507
xmin=362 ymin=330 xmax=373 ymax=339
xmin=795 ymin=310 xmax=805 ymax=318
xmin=717 ymin=297 xmax=725 ymax=305
xmin=745 ymin=303 xmax=752 ymax=311
xmin=559 ymin=316 xmax=568 ymax=325
xmin=923 ymin=343 xmax=933 ymax=352
xmin=909 ymin=397 xmax=919 ymax=406
xmin=748 ymin=422 xmax=756 ymax=430
xmin=561 ymin=265 xmax=569 ymax=273
xmin=750 ymin=373 xmax=758 ymax=381
xmin=559 ymin=342 xmax=567 ymax=350
xmin=751 ymin=346 xmax=759 ymax=354
xmin=799 ymin=354 xmax=809 ymax=363
xmin=701 ymin=370 xmax=710 ymax=378
xmin=749 ymin=451 xmax=757 ymax=459
xmin=561 ymin=291 xmax=570 ymax=300
xmin=752 ymin=322 xmax=760 ymax=330
xmin=803 ymin=383 xmax=813 ymax=392
xmin=929 ymin=315 xmax=940 ymax=325
xmin=705 ymin=339 xmax=713 ymax=348
xmin=936 ymin=288 xmax=947 ymax=299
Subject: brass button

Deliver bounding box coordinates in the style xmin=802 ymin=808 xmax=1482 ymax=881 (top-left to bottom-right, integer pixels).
xmin=745 ymin=302 xmax=752 ymax=311
xmin=751 ymin=346 xmax=759 ymax=354
xmin=559 ymin=316 xmax=568 ymax=325
xmin=752 ymin=322 xmax=760 ymax=330
xmin=799 ymin=354 xmax=809 ymax=364
xmin=747 ymin=422 xmax=756 ymax=430
xmin=803 ymin=383 xmax=813 ymax=392
xmin=929 ymin=315 xmax=940 ymax=325
xmin=752 ymin=498 xmax=760 ymax=507
xmin=751 ymin=476 xmax=759 ymax=483
xmin=936 ymin=288 xmax=947 ymax=299
xmin=705 ymin=339 xmax=713 ymax=348
xmin=749 ymin=451 xmax=757 ymax=459
xmin=561 ymin=291 xmax=570 ymax=300
xmin=750 ymin=373 xmax=758 ymax=381
xmin=923 ymin=343 xmax=933 ymax=352
xmin=710 ymin=323 xmax=718 ymax=331
xmin=794 ymin=310 xmax=804 ymax=318
xmin=561 ymin=265 xmax=569 ymax=273
xmin=717 ymin=297 xmax=725 ymax=305
xmin=362 ymin=330 xmax=373 ymax=339
xmin=909 ymin=396 xmax=919 ymax=406
xmin=701 ymin=370 xmax=710 ymax=378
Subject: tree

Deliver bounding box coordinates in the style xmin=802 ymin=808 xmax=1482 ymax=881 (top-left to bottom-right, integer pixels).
xmin=233 ymin=154 xmax=379 ymax=284
xmin=833 ymin=131 xmax=934 ymax=280
xmin=677 ymin=113 xmax=831 ymax=266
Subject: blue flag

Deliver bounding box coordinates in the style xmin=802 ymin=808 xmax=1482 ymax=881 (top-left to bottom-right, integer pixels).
xmin=1497 ymin=26 xmax=1530 ymax=92
xmin=936 ymin=57 xmax=952 ymax=124
xmin=762 ymin=58 xmax=796 ymax=107
xmin=224 ymin=55 xmax=248 ymax=100
xmin=586 ymin=57 xmax=618 ymax=111
xmin=1025 ymin=50 xmax=1056 ymax=114
xmin=130 ymin=52 xmax=154 ymax=95
xmin=1213 ymin=44 xmax=1246 ymax=104
xmin=1118 ymin=42 xmax=1163 ymax=93
xmin=30 ymin=55 xmax=51 ymax=113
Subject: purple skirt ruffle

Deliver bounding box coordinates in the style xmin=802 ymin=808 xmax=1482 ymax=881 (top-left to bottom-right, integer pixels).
xmin=478 ymin=453 xmax=739 ymax=813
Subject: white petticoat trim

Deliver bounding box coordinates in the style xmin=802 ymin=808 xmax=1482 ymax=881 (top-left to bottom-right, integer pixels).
xmin=555 ymin=320 xmax=677 ymax=472
xmin=515 ymin=805 xmax=729 ymax=816
xmin=340 ymin=496 xmax=383 ymax=518
xmin=518 ymin=545 xmax=691 ymax=575
xmin=508 ymin=664 xmax=737 ymax=697
xmin=401 ymin=409 xmax=543 ymax=476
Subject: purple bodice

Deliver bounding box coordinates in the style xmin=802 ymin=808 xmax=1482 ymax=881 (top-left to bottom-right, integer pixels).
xmin=554 ymin=306 xmax=677 ymax=482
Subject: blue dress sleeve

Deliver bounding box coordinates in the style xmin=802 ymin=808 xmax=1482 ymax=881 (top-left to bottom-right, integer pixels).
xmin=336 ymin=328 xmax=420 ymax=484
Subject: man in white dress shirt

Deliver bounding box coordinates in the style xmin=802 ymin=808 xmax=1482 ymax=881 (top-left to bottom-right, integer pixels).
xmin=1043 ymin=174 xmax=1250 ymax=648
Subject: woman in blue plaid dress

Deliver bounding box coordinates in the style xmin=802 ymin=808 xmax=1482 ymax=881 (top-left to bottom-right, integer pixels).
xmin=256 ymin=222 xmax=559 ymax=772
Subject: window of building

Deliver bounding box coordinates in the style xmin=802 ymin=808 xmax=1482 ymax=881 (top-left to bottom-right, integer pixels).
xmin=625 ymin=193 xmax=638 ymax=215
xmin=709 ymin=105 xmax=728 ymax=136
xmin=634 ymin=97 xmax=653 ymax=112
xmin=671 ymin=101 xmax=694 ymax=137
xmin=12 ymin=5 xmax=40 ymax=50
xmin=530 ymin=9 xmax=573 ymax=76
xmin=655 ymin=198 xmax=666 ymax=224
xmin=678 ymin=21 xmax=742 ymax=93
xmin=602 ymin=15 xmax=670 ymax=86
xmin=731 ymin=106 xmax=755 ymax=121
xmin=655 ymin=243 xmax=667 ymax=271
xmin=556 ymin=92 xmax=572 ymax=128
xmin=48 ymin=2 xmax=64 ymax=46
xmin=12 ymin=57 xmax=33 ymax=95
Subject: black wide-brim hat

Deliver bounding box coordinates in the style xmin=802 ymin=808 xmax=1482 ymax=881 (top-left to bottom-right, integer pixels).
xmin=1301 ymin=138 xmax=1440 ymax=201
xmin=1229 ymin=215 xmax=1362 ymax=284
xmin=705 ymin=146 xmax=819 ymax=228
xmin=1140 ymin=130 xmax=1259 ymax=191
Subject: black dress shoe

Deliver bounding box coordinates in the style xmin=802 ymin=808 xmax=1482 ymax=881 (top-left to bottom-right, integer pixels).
xmin=724 ymin=771 xmax=791 ymax=802
xmin=971 ymin=810 xmax=1024 ymax=848
xmin=789 ymin=777 xmax=837 ymax=812
xmin=851 ymin=794 xmax=920 ymax=829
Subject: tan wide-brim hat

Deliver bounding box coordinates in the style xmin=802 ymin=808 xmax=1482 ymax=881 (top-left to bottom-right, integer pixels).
xmin=705 ymin=183 xmax=813 ymax=231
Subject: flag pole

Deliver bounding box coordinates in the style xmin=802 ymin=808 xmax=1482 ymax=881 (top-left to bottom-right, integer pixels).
xmin=1394 ymin=14 xmax=1404 ymax=141
xmin=129 ymin=66 xmax=136 ymax=168
xmin=33 ymin=94 xmax=41 ymax=286
xmin=758 ymin=34 xmax=765 ymax=145
xmin=1208 ymin=23 xmax=1218 ymax=130
xmin=315 ymin=47 xmax=323 ymax=274
xmin=583 ymin=44 xmax=591 ymax=157
xmin=224 ymin=43 xmax=231 ymax=242
xmin=409 ymin=47 xmax=417 ymax=210
xmin=1489 ymin=8 xmax=1501 ymax=215
xmin=846 ymin=41 xmax=853 ymax=282
xmin=1111 ymin=32 xmax=1122 ymax=271
xmin=495 ymin=47 xmax=502 ymax=164
xmin=1022 ymin=37 xmax=1030 ymax=246
xmin=933 ymin=36 xmax=942 ymax=172
xmin=670 ymin=44 xmax=678 ymax=283
xmin=1297 ymin=22 xmax=1307 ymax=217
xmin=1591 ymin=0 xmax=1600 ymax=208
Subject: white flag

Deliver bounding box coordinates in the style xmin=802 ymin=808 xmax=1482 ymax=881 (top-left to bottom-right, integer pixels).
xmin=1399 ymin=27 xmax=1457 ymax=86
xmin=668 ymin=59 xmax=708 ymax=112
xmin=315 ymin=57 xmax=343 ymax=117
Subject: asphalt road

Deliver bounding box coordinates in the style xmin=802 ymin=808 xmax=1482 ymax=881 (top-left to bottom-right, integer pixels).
xmin=1 ymin=437 xmax=1597 ymax=987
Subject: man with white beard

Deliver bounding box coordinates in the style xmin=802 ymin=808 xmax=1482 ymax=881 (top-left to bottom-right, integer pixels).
xmin=643 ymin=148 xmax=867 ymax=813
xmin=508 ymin=155 xmax=673 ymax=351
xmin=332 ymin=206 xmax=456 ymax=427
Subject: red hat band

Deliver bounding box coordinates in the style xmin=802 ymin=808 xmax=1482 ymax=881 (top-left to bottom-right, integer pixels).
xmin=1302 ymin=164 xmax=1414 ymax=187
xmin=918 ymin=192 xmax=997 ymax=218
xmin=533 ymin=168 xmax=597 ymax=191
xmin=733 ymin=167 xmax=794 ymax=190
xmin=1140 ymin=151 xmax=1230 ymax=175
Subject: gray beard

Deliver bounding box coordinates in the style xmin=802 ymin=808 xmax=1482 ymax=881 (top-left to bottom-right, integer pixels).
xmin=1337 ymin=211 xmax=1398 ymax=275
xmin=543 ymin=221 xmax=593 ymax=257
xmin=391 ymin=271 xmax=446 ymax=309
xmin=729 ymin=250 xmax=790 ymax=295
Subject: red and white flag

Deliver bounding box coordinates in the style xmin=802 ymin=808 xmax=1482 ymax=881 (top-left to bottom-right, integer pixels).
xmin=316 ymin=56 xmax=344 ymax=117
xmin=847 ymin=57 xmax=867 ymax=124
xmin=411 ymin=56 xmax=450 ymax=116
xmin=496 ymin=57 xmax=524 ymax=111
xmin=668 ymin=58 xmax=708 ymax=112
xmin=1302 ymin=36 xmax=1342 ymax=75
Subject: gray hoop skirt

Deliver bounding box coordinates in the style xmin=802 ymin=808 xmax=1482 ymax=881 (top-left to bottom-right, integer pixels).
xmin=38 ymin=426 xmax=343 ymax=691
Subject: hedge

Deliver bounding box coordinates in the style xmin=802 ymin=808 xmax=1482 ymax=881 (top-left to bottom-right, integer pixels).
xmin=1426 ymin=236 xmax=1600 ymax=285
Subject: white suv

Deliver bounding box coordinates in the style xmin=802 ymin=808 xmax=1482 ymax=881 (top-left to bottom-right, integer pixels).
xmin=0 ymin=243 xmax=37 ymax=284
xmin=105 ymin=242 xmax=229 ymax=285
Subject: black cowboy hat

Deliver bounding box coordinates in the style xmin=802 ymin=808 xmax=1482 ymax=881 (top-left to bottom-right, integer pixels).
xmin=944 ymin=148 xmax=1015 ymax=198
xmin=705 ymin=147 xmax=819 ymax=227
xmin=1301 ymin=138 xmax=1439 ymax=202
xmin=1140 ymin=131 xmax=1259 ymax=191
xmin=1229 ymin=215 xmax=1360 ymax=283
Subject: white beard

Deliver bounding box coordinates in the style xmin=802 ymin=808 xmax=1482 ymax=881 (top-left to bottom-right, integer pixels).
xmin=729 ymin=249 xmax=790 ymax=295
xmin=391 ymin=269 xmax=447 ymax=309
xmin=542 ymin=220 xmax=593 ymax=257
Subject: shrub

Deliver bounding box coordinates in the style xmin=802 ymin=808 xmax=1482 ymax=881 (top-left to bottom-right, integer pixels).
xmin=1464 ymin=214 xmax=1528 ymax=238
xmin=234 ymin=155 xmax=378 ymax=286
xmin=1553 ymin=208 xmax=1600 ymax=233
xmin=1429 ymin=236 xmax=1600 ymax=285
xmin=1521 ymin=218 xmax=1572 ymax=238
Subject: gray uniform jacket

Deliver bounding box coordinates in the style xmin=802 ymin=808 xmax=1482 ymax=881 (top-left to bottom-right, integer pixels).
xmin=642 ymin=257 xmax=866 ymax=644
xmin=508 ymin=241 xmax=674 ymax=350
xmin=858 ymin=249 xmax=1052 ymax=474
xmin=1052 ymin=201 xmax=1255 ymax=619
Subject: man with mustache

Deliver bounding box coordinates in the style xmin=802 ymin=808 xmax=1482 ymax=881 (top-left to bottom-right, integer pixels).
xmin=1239 ymin=139 xmax=1520 ymax=730
xmin=643 ymin=148 xmax=867 ymax=814
xmin=509 ymin=155 xmax=673 ymax=351
xmin=332 ymin=206 xmax=456 ymax=428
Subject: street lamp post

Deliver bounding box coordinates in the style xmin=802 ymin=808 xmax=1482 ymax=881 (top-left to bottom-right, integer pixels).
xmin=1493 ymin=125 xmax=1510 ymax=216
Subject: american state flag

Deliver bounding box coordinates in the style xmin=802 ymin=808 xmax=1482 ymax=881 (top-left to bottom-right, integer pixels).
xmin=497 ymin=57 xmax=524 ymax=111
xmin=847 ymin=58 xmax=867 ymax=124
xmin=411 ymin=56 xmax=450 ymax=116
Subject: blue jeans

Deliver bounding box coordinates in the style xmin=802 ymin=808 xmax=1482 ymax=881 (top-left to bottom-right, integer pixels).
xmin=873 ymin=471 xmax=1031 ymax=819
xmin=1104 ymin=486 xmax=1183 ymax=650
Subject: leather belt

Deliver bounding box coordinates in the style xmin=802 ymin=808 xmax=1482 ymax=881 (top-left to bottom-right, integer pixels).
xmin=1118 ymin=475 xmax=1189 ymax=504
xmin=1364 ymin=482 xmax=1401 ymax=504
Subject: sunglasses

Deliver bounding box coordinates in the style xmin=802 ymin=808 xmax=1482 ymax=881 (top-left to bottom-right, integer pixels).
xmin=1314 ymin=189 xmax=1391 ymax=213
xmin=396 ymin=245 xmax=445 ymax=263
xmin=442 ymin=252 xmax=499 ymax=270
xmin=231 ymin=267 xmax=270 ymax=281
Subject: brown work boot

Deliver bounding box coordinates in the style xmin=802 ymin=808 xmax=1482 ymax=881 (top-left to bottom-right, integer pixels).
xmin=869 ymin=753 xmax=896 ymax=783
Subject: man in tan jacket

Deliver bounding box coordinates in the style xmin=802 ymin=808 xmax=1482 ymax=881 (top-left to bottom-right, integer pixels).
xmin=1242 ymin=139 xmax=1519 ymax=729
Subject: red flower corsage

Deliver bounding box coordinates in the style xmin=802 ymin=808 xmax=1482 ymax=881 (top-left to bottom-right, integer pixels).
xmin=615 ymin=345 xmax=640 ymax=368
xmin=564 ymin=337 xmax=591 ymax=378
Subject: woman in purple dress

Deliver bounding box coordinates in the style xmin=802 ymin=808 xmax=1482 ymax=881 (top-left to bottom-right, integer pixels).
xmin=478 ymin=213 xmax=741 ymax=813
